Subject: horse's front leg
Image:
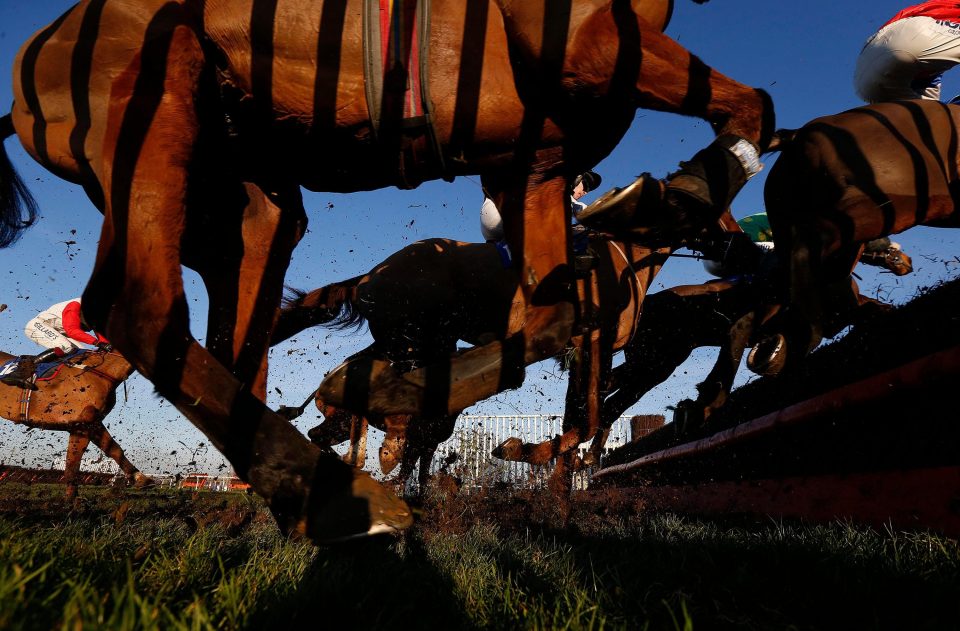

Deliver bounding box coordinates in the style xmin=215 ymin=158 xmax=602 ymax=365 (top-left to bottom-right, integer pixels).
xmin=319 ymin=174 xmax=575 ymax=417
xmin=494 ymin=330 xmax=606 ymax=466
xmin=185 ymin=177 xmax=306 ymax=400
xmin=63 ymin=432 xmax=90 ymax=501
xmin=81 ymin=22 xmax=409 ymax=542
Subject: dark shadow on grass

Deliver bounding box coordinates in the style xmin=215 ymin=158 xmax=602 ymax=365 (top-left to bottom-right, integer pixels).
xmin=252 ymin=533 xmax=474 ymax=630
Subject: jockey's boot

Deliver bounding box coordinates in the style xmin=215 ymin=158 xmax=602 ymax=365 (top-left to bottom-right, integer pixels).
xmin=575 ymin=173 xmax=665 ymax=235
xmin=577 ymin=135 xmax=762 ymax=242
xmin=0 ymin=348 xmax=60 ymax=390
xmin=661 ymin=134 xmax=763 ymax=234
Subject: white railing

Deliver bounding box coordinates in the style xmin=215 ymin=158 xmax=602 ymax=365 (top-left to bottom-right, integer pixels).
xmin=404 ymin=414 xmax=644 ymax=493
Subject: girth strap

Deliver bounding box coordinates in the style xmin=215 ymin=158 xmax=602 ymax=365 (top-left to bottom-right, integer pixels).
xmin=18 ymin=387 xmax=32 ymax=424
xmin=363 ymin=0 xmax=451 ymax=188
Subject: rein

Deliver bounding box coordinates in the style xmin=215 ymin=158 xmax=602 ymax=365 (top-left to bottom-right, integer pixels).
xmin=75 ymin=352 xmax=125 ymax=388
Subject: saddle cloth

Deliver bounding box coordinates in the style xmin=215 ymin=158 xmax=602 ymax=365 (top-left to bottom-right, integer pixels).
xmin=0 ymin=348 xmax=85 ymax=383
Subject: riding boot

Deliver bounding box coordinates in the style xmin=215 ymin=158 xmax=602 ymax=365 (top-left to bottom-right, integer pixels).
xmin=577 ymin=135 xmax=762 ymax=241
xmin=662 ymin=134 xmax=763 ymax=233
xmin=575 ymin=173 xmax=665 ymax=235
xmin=0 ymin=348 xmax=60 ymax=390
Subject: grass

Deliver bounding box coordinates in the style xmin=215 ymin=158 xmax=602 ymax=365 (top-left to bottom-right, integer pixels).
xmin=0 ymin=482 xmax=958 ymax=630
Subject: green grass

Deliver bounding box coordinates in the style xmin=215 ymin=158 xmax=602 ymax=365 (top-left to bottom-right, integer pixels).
xmin=0 ymin=483 xmax=957 ymax=630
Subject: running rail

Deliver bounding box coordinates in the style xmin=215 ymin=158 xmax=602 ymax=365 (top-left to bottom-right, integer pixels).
xmin=594 ymin=344 xmax=960 ymax=480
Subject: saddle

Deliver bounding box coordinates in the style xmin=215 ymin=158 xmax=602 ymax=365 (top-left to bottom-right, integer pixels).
xmin=0 ymin=349 xmax=85 ymax=386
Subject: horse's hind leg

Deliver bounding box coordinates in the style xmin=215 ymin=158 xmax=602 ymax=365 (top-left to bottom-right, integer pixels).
xmin=64 ymin=432 xmax=90 ymax=501
xmin=494 ymin=329 xmax=607 ymax=466
xmin=80 ymin=18 xmax=409 ymax=542
xmin=682 ymin=311 xmax=756 ymax=427
xmin=343 ymin=416 xmax=368 ymax=467
xmin=86 ymin=421 xmax=146 ymax=486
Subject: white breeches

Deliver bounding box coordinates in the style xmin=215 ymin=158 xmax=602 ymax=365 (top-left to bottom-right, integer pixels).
xmin=480 ymin=197 xmax=503 ymax=242
xmin=25 ymin=317 xmax=77 ymax=353
xmin=855 ymin=16 xmax=960 ymax=103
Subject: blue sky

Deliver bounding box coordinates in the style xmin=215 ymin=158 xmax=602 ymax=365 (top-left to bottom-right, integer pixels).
xmin=0 ymin=0 xmax=957 ymax=475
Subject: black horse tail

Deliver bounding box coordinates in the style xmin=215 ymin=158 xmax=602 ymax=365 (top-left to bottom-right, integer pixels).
xmin=272 ymin=276 xmax=368 ymax=345
xmin=0 ymin=113 xmax=38 ymax=248
xmin=764 ymin=127 xmax=799 ymax=155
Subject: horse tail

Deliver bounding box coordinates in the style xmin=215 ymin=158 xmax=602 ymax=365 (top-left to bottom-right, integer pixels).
xmin=764 ymin=128 xmax=799 ymax=155
xmin=272 ymin=275 xmax=368 ymax=345
xmin=0 ymin=114 xmax=38 ymax=248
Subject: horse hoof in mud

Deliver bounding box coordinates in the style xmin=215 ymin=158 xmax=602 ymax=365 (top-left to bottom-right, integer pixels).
xmin=579 ymin=450 xmax=600 ymax=468
xmin=378 ymin=435 xmax=405 ymax=476
xmin=301 ymin=468 xmax=413 ymax=543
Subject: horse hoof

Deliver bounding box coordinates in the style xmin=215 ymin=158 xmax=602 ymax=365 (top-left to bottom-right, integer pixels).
xmin=306 ymin=425 xmax=329 ymax=446
xmin=319 ymin=359 xmax=425 ymax=416
xmin=298 ymin=466 xmax=413 ymax=544
xmin=378 ymin=444 xmax=401 ymax=475
xmin=746 ymin=334 xmax=787 ymax=376
xmin=132 ymin=472 xmax=155 ymax=489
xmin=492 ymin=437 xmax=524 ymax=461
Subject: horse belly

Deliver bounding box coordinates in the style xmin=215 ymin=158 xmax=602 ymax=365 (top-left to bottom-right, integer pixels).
xmin=12 ymin=0 xmax=189 ymax=186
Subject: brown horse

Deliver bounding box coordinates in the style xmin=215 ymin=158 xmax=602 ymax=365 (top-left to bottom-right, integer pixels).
xmin=0 ymin=0 xmax=775 ymax=541
xmin=583 ymin=237 xmax=914 ymax=462
xmin=756 ymin=100 xmax=959 ymax=372
xmin=281 ymin=211 xmax=758 ymax=485
xmin=275 ymin=232 xmax=672 ymax=487
xmin=0 ymin=349 xmax=150 ymax=499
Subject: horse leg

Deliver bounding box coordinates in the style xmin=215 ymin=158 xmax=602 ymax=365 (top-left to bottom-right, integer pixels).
xmin=672 ymin=282 xmax=764 ymax=426
xmin=318 ymin=173 xmax=575 ymax=419
xmin=493 ymin=328 xmax=606 ymax=466
xmin=185 ymin=176 xmax=305 ymax=400
xmin=344 ymin=416 xmax=369 ymax=468
xmin=63 ymin=432 xmax=90 ymax=501
xmin=686 ymin=311 xmax=756 ymax=426
xmin=379 ymin=415 xmax=411 ymax=476
xmin=308 ymin=403 xmax=356 ymax=450
xmin=85 ymin=420 xmax=147 ymax=487
xmin=573 ymin=11 xmax=774 ymax=235
xmin=80 ymin=21 xmax=408 ymax=542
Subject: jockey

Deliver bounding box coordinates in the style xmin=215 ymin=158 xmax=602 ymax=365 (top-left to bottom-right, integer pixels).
xmin=701 ymin=212 xmax=907 ymax=279
xmin=855 ymin=1 xmax=960 ymax=102
xmin=0 ymin=298 xmax=112 ymax=390
xmin=700 ymin=211 xmax=776 ymax=279
xmin=480 ymin=171 xmax=602 ymax=243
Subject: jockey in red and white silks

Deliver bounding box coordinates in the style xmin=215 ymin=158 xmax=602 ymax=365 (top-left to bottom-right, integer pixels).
xmin=855 ymin=1 xmax=960 ymax=102
xmin=25 ymin=298 xmax=108 ymax=353
xmin=2 ymin=298 xmax=111 ymax=390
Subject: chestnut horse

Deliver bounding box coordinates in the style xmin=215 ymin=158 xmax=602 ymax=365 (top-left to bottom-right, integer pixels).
xmin=274 ymin=232 xmax=671 ymax=487
xmin=584 ymin=237 xmax=913 ymax=462
xmin=0 ymin=0 xmax=774 ymax=541
xmin=0 ymin=349 xmax=150 ymax=499
xmin=757 ymin=100 xmax=959 ymax=371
